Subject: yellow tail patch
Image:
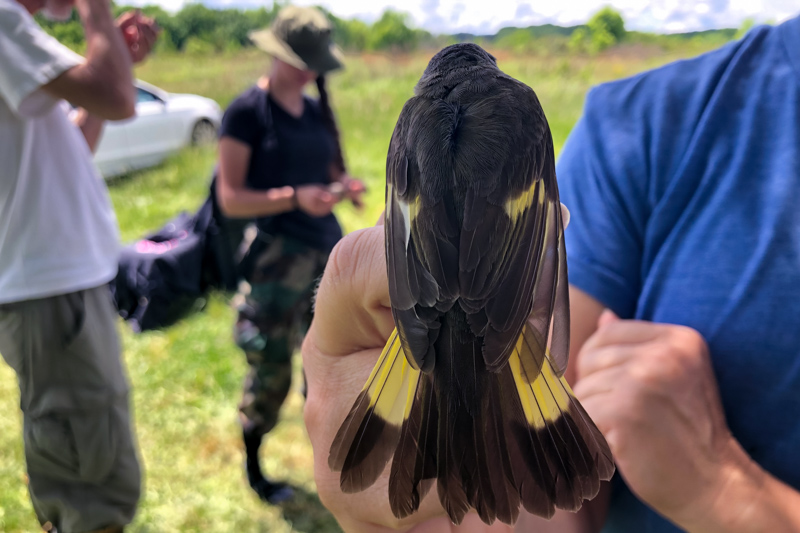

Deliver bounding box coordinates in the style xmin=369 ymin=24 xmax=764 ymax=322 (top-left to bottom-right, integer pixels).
xmin=508 ymin=329 xmax=573 ymax=429
xmin=363 ymin=329 xmax=421 ymax=424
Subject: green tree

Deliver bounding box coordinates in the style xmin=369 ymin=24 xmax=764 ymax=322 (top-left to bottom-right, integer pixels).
xmin=588 ymin=6 xmax=626 ymax=42
xmin=570 ymin=6 xmax=626 ymax=53
xmin=367 ymin=10 xmax=418 ymax=51
xmin=183 ymin=36 xmax=216 ymax=55
xmin=34 ymin=12 xmax=84 ymax=51
xmin=325 ymin=11 xmax=369 ymax=51
xmin=495 ymin=28 xmax=537 ymax=53
xmin=568 ymin=27 xmax=589 ymax=53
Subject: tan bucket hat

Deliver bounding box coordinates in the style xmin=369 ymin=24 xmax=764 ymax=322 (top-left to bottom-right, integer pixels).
xmin=249 ymin=5 xmax=344 ymax=74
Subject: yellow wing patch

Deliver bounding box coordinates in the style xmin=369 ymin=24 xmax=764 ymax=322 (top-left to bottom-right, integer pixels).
xmin=504 ymin=180 xmax=545 ymax=224
xmin=388 ymin=182 xmax=422 ymax=250
xmin=508 ymin=330 xmax=573 ymax=429
xmin=363 ymin=329 xmax=421 ymax=423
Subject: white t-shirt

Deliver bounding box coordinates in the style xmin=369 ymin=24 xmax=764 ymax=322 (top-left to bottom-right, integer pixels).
xmin=0 ymin=0 xmax=120 ymax=304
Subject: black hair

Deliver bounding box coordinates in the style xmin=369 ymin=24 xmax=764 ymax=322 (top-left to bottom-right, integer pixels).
xmin=316 ymin=75 xmax=346 ymax=177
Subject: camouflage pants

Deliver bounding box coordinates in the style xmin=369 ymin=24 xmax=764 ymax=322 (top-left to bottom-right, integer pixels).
xmin=235 ymin=234 xmax=328 ymax=437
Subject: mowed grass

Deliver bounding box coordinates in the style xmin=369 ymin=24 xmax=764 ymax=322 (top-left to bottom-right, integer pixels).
xmin=0 ymin=43 xmax=724 ymax=532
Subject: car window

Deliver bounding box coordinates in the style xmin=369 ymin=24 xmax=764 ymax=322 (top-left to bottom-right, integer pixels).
xmin=137 ymin=88 xmax=161 ymax=103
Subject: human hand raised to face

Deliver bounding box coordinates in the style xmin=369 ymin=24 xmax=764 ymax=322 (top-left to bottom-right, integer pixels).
xmin=117 ymin=10 xmax=159 ymax=64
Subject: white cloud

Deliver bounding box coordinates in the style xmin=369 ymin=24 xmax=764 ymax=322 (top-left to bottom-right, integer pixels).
xmin=129 ymin=0 xmax=799 ymax=34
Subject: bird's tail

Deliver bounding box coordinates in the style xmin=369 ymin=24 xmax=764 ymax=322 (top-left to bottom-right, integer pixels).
xmin=328 ymin=323 xmax=615 ymax=525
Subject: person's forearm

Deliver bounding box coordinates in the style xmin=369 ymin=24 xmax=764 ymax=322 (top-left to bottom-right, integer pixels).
xmin=755 ymin=471 xmax=800 ymax=532
xmin=678 ymin=439 xmax=800 ymax=533
xmin=72 ymin=108 xmax=105 ymax=152
xmin=74 ymin=0 xmax=135 ymax=118
xmin=217 ymin=185 xmax=296 ymax=218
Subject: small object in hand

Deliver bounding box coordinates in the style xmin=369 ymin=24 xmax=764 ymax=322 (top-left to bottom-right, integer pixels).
xmin=328 ymin=181 xmax=346 ymax=200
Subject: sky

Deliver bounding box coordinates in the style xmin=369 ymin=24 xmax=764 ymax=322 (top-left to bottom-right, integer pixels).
xmin=134 ymin=0 xmax=800 ymax=35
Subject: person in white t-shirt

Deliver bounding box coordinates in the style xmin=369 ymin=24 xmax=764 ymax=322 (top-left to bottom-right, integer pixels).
xmin=0 ymin=0 xmax=156 ymax=531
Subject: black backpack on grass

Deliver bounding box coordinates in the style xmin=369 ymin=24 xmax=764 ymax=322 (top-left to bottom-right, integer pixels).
xmin=112 ymin=87 xmax=280 ymax=331
xmin=111 ymin=180 xmax=252 ymax=332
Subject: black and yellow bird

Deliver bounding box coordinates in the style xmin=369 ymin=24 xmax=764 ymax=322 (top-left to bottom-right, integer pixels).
xmin=328 ymin=43 xmax=614 ymax=525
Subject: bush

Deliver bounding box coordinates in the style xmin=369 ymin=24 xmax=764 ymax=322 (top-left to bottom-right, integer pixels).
xmin=183 ymin=37 xmax=216 ymax=55
xmin=588 ymin=6 xmax=626 ymax=43
xmin=495 ymin=28 xmax=537 ymax=53
xmin=367 ymin=10 xmax=420 ymax=52
xmin=569 ymin=6 xmax=626 ymax=54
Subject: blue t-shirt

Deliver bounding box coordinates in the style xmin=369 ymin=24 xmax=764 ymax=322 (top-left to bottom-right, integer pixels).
xmin=556 ymin=16 xmax=800 ymax=533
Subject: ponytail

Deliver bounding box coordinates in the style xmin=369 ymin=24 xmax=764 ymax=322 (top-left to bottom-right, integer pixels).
xmin=316 ymin=75 xmax=347 ymax=176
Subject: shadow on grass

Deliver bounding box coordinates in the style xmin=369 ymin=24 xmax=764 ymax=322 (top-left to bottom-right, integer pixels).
xmin=276 ymin=484 xmax=343 ymax=533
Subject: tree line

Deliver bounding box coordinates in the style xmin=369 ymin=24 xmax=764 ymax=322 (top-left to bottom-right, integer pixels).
xmin=37 ymin=4 xmax=742 ymax=55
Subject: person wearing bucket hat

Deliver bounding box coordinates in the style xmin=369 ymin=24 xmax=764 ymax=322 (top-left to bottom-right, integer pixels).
xmin=214 ymin=5 xmax=365 ymax=506
xmin=249 ymin=5 xmax=345 ymax=76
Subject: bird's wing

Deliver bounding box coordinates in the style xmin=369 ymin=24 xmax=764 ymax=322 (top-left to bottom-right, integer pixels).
xmin=385 ymin=96 xmax=459 ymax=372
xmin=455 ymin=82 xmax=570 ymax=376
xmin=387 ymin=83 xmax=569 ymax=378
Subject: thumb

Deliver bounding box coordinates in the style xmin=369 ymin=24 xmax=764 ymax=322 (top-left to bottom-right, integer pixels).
xmin=310 ymin=226 xmax=393 ymax=357
xmin=116 ymin=10 xmax=138 ymax=28
xmin=597 ymin=308 xmax=620 ymax=329
xmin=560 ymin=202 xmax=570 ymax=230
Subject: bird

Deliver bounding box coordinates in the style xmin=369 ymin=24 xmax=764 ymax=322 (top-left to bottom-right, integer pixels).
xmin=328 ymin=43 xmax=615 ymax=526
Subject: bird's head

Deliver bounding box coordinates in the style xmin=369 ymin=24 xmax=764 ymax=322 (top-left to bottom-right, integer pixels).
xmin=415 ymin=43 xmax=499 ymax=96
xmin=423 ymin=43 xmax=497 ymax=74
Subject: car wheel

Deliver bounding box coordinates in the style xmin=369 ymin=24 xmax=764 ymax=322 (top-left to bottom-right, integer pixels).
xmin=191 ymin=119 xmax=217 ymax=146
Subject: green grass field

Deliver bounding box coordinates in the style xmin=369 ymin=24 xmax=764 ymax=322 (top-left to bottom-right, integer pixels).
xmin=0 ymin=43 xmax=723 ymax=532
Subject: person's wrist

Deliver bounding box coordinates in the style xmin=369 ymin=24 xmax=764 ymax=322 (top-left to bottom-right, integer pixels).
xmin=679 ymin=437 xmax=771 ymax=533
xmin=290 ymin=187 xmax=300 ymax=211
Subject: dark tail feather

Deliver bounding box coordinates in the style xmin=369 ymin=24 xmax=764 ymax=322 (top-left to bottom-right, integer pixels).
xmin=499 ymin=366 xmax=558 ymax=518
xmin=329 ymin=330 xmax=421 ymax=492
xmin=480 ymin=376 xmax=521 ymax=524
xmin=333 ymin=325 xmax=614 ymax=526
xmin=389 ymin=375 xmax=437 ymax=518
xmin=508 ymin=334 xmax=616 ymax=514
xmin=433 ymin=316 xmax=473 ymax=524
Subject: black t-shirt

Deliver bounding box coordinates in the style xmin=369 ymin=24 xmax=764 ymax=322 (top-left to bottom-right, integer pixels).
xmin=218 ymin=85 xmax=343 ymax=252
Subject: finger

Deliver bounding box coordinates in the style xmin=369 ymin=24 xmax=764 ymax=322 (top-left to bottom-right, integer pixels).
xmin=116 ymin=10 xmax=137 ymax=28
xmin=560 ymin=202 xmax=570 ymax=229
xmin=138 ymin=20 xmax=158 ymax=46
xmin=348 ymin=180 xmax=366 ymax=193
xmin=579 ymin=317 xmax=668 ymax=355
xmin=572 ymin=365 xmax=626 ymax=403
xmin=572 ymin=391 xmax=624 ymax=454
xmin=575 ymin=344 xmax=639 ymax=382
xmin=123 ymin=26 xmax=138 ymax=47
xmin=597 ymin=308 xmax=620 ymax=328
xmin=310 ymin=226 xmax=393 ymax=358
xmin=136 ymin=35 xmax=156 ymax=59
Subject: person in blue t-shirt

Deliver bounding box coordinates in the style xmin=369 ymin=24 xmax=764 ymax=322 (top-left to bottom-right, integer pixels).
xmin=298 ymin=13 xmax=800 ymax=533
xmin=543 ymin=13 xmax=800 ymax=533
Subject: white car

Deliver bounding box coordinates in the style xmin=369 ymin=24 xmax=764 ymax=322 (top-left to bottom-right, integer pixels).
xmin=94 ymin=80 xmax=222 ymax=178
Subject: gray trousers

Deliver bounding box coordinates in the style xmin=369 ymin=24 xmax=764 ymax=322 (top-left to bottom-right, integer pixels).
xmin=0 ymin=286 xmax=141 ymax=533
